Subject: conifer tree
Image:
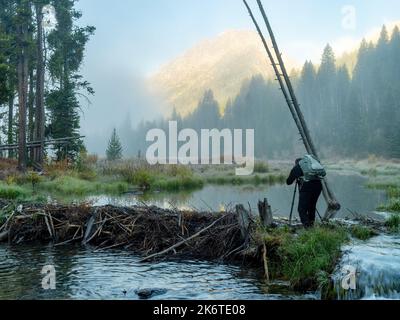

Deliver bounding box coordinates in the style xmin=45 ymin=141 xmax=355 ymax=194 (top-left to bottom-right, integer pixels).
xmin=106 ymin=128 xmax=123 ymax=161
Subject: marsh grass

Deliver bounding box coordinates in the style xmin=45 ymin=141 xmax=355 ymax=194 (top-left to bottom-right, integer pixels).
xmin=254 ymin=161 xmax=270 ymax=174
xmin=379 ymin=200 xmax=400 ymax=213
xmin=206 ymin=173 xmax=286 ymax=186
xmin=38 ymin=176 xmax=129 ymax=196
xmin=0 ymin=183 xmax=29 ymax=200
xmin=350 ymin=225 xmax=377 ymax=240
xmin=386 ymin=214 xmax=400 ymax=233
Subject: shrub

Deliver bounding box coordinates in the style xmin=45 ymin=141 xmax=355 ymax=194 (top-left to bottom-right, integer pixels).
xmin=254 ymin=161 xmax=270 ymax=174
xmin=127 ymin=169 xmax=156 ymax=190
xmin=167 ymin=165 xmax=192 ymax=177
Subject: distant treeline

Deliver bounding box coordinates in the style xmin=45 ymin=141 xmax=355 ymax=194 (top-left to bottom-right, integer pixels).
xmin=122 ymin=25 xmax=400 ymax=160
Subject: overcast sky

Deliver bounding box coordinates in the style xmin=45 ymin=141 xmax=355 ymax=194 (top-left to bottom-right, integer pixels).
xmin=74 ymin=0 xmax=400 ymax=153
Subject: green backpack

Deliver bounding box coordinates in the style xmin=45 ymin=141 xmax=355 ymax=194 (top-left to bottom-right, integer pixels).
xmin=299 ymin=155 xmax=326 ymax=182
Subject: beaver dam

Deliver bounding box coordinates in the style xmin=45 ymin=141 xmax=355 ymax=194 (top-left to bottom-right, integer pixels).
xmin=0 ymin=199 xmax=390 ymax=298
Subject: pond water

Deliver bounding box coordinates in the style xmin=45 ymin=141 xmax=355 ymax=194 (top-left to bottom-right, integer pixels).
xmin=0 ymin=244 xmax=316 ymax=300
xmin=87 ymin=172 xmax=387 ymax=219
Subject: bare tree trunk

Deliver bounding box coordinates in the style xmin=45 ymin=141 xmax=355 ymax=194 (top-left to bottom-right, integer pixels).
xmin=8 ymin=94 xmax=14 ymax=159
xmin=17 ymin=15 xmax=29 ymax=172
xmin=28 ymin=68 xmax=35 ymax=163
xmin=34 ymin=4 xmax=45 ymax=167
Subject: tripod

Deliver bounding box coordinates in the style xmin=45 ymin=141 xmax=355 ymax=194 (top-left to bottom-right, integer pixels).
xmin=289 ymin=181 xmax=298 ymax=226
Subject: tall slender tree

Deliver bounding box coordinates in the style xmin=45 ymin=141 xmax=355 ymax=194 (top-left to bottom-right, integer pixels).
xmin=33 ymin=0 xmax=48 ymax=166
xmin=15 ymin=0 xmax=32 ymax=172
xmin=46 ymin=0 xmax=95 ymax=160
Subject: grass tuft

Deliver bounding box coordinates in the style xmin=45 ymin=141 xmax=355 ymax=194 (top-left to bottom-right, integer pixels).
xmin=350 ymin=225 xmax=377 ymax=240
xmin=0 ymin=183 xmax=29 ymax=200
xmin=386 ymin=214 xmax=400 ymax=233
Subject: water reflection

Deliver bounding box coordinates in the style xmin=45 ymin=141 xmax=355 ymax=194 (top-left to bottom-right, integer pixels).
xmin=88 ymin=173 xmax=387 ymax=219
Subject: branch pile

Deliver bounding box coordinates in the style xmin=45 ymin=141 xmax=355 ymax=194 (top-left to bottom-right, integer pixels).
xmin=0 ymin=203 xmax=245 ymax=261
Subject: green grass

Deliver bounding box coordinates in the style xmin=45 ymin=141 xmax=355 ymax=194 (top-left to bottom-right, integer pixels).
xmin=350 ymin=225 xmax=377 ymax=240
xmin=366 ymin=177 xmax=400 ymax=213
xmin=387 ymin=187 xmax=400 ymax=199
xmin=119 ymin=166 xmax=204 ymax=192
xmin=386 ymin=214 xmax=400 ymax=233
xmin=0 ymin=183 xmax=29 ymax=200
xmin=38 ymin=176 xmax=129 ymax=196
xmin=262 ymin=225 xmax=349 ymax=288
xmin=378 ymin=199 xmax=400 ymax=213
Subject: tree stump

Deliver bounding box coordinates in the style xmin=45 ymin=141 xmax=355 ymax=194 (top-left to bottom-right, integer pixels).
xmin=258 ymin=198 xmax=273 ymax=228
xmin=236 ymin=204 xmax=251 ymax=243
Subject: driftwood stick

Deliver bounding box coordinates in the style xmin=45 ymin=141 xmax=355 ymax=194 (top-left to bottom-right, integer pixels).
xmin=83 ymin=208 xmax=99 ymax=245
xmin=55 ymin=236 xmax=83 ymax=247
xmin=139 ymin=214 xmax=229 ymax=263
xmin=0 ymin=210 xmax=16 ymax=233
xmin=48 ymin=212 xmax=56 ymax=237
xmin=44 ymin=214 xmax=54 ymax=239
xmin=262 ymin=242 xmax=270 ymax=282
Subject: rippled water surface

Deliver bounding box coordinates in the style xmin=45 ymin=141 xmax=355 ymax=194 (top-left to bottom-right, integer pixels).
xmin=0 ymin=245 xmax=317 ymax=300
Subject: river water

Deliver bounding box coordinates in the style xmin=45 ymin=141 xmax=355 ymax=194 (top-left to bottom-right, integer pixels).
xmin=0 ymin=245 xmax=317 ymax=300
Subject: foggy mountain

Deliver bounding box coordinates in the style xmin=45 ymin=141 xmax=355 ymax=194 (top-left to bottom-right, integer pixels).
xmin=150 ymin=30 xmax=299 ymax=116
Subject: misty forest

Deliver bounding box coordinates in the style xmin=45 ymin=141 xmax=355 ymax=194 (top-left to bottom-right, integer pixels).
xmin=127 ymin=27 xmax=400 ymax=160
xmin=0 ymin=0 xmax=400 ymax=301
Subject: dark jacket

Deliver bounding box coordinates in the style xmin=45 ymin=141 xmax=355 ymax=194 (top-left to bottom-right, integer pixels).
xmin=286 ymin=164 xmax=323 ymax=193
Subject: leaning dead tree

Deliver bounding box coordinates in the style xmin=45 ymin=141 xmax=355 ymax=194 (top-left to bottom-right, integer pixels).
xmin=243 ymin=0 xmax=341 ymax=220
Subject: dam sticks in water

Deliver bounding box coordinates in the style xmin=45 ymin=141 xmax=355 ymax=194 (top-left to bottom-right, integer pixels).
xmin=0 ymin=202 xmax=247 ymax=262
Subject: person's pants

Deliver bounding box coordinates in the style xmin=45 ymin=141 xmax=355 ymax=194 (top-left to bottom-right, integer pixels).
xmin=298 ymin=190 xmax=322 ymax=228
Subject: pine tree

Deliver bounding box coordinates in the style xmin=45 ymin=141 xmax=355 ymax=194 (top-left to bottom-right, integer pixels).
xmin=46 ymin=0 xmax=95 ymax=160
xmin=106 ymin=128 xmax=123 ymax=161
